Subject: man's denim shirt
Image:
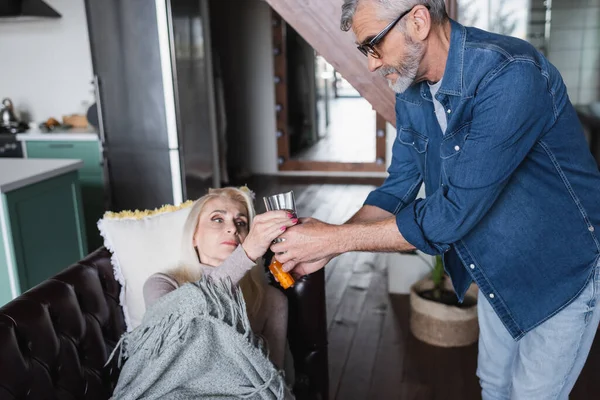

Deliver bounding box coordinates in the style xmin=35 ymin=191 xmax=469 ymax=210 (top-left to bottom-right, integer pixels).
xmin=365 ymin=20 xmax=600 ymax=339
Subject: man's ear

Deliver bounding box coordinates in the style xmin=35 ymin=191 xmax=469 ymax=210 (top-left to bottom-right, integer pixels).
xmin=411 ymin=5 xmax=432 ymax=41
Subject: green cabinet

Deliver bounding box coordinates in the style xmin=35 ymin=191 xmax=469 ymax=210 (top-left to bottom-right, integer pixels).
xmin=0 ymin=161 xmax=87 ymax=306
xmin=22 ymin=139 xmax=106 ymax=251
xmin=25 ymin=141 xmax=102 ymax=176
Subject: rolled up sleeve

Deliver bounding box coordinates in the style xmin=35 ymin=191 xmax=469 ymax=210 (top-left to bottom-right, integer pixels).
xmin=364 ymin=131 xmax=423 ymax=214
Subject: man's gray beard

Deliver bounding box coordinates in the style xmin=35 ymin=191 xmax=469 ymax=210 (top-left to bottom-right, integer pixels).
xmin=379 ymin=37 xmax=424 ymax=94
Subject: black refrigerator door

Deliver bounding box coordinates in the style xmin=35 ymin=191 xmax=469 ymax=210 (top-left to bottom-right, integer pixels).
xmin=85 ymin=0 xmax=185 ymax=210
xmin=85 ymin=0 xmax=170 ymax=150
xmin=105 ymin=148 xmax=178 ymax=211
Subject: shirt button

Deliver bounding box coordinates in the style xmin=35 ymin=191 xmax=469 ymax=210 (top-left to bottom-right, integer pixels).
xmin=489 ymin=293 xmax=495 ymax=299
xmin=454 ymin=145 xmax=460 ymax=151
xmin=447 ymin=109 xmax=452 ymax=114
xmin=589 ymin=226 xmax=595 ymax=232
xmin=469 ymin=264 xmax=475 ymax=269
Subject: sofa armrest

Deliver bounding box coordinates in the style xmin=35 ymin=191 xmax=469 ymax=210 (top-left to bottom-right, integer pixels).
xmin=265 ymin=252 xmax=329 ymax=400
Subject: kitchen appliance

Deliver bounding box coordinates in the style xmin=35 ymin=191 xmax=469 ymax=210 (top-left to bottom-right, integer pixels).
xmin=0 ymin=98 xmax=29 ymax=135
xmin=0 ymin=98 xmax=26 ymax=157
xmin=0 ymin=0 xmax=61 ymax=21
xmin=0 ymin=135 xmax=23 ymax=158
xmin=0 ymin=123 xmax=27 ymax=134
xmin=85 ymin=0 xmax=220 ymax=211
xmin=1 ymin=98 xmax=18 ymax=126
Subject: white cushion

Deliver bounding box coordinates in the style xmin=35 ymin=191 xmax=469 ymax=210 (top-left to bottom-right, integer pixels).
xmin=98 ymin=202 xmax=193 ymax=331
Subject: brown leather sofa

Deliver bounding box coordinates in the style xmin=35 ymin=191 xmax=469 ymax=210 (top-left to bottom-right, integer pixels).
xmin=0 ymin=248 xmax=329 ymax=399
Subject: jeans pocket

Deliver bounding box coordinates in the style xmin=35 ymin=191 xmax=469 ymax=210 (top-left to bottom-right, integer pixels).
xmin=593 ymin=256 xmax=600 ymax=299
xmin=584 ymin=258 xmax=600 ymax=322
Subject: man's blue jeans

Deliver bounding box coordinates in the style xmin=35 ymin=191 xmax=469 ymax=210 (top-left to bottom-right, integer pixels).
xmin=477 ymin=258 xmax=600 ymax=399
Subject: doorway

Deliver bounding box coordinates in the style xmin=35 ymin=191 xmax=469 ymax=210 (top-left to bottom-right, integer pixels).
xmin=272 ymin=12 xmax=387 ymax=173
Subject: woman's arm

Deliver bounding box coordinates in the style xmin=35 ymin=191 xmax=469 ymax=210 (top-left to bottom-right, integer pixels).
xmin=143 ymin=273 xmax=178 ymax=308
xmin=205 ymin=211 xmax=298 ymax=285
xmin=204 ymin=245 xmax=256 ymax=286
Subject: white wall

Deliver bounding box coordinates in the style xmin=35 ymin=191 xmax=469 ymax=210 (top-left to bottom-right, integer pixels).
xmin=548 ymin=0 xmax=600 ymax=105
xmin=0 ymin=0 xmax=94 ymax=123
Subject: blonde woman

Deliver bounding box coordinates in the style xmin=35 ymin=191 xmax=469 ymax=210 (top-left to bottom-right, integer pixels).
xmin=142 ymin=187 xmax=297 ymax=369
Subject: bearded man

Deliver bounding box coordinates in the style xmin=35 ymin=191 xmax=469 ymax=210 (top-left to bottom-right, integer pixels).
xmin=272 ymin=1 xmax=600 ymax=398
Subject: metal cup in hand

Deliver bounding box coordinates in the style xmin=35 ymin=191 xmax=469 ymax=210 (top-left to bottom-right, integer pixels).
xmin=263 ymin=190 xmax=296 ymax=214
xmin=263 ymin=191 xmax=297 ymax=243
xmin=262 ymin=190 xmax=296 ymax=289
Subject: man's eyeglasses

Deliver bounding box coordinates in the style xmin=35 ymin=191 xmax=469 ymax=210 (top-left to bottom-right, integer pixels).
xmin=357 ymin=5 xmax=430 ymax=59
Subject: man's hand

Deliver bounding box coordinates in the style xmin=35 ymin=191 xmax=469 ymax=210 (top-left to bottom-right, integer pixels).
xmin=270 ymin=218 xmax=342 ymax=272
xmin=288 ymin=257 xmax=333 ymax=278
xmin=270 ymin=209 xmax=415 ymax=274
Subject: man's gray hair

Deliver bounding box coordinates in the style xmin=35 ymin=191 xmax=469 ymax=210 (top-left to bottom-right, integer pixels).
xmin=341 ymin=0 xmax=448 ymax=31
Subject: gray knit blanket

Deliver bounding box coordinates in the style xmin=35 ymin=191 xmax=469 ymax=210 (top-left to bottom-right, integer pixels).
xmin=109 ymin=276 xmax=294 ymax=399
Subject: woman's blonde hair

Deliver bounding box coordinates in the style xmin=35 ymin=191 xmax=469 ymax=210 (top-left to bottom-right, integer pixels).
xmin=170 ymin=187 xmax=267 ymax=317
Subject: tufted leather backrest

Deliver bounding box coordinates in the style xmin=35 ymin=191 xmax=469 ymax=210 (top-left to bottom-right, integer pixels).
xmin=0 ymin=248 xmax=123 ymax=400
xmin=0 ymin=248 xmax=328 ymax=400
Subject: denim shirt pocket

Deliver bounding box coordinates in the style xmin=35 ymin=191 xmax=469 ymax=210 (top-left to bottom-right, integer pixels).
xmin=440 ymin=122 xmax=471 ymax=159
xmin=399 ymin=128 xmax=429 ymax=154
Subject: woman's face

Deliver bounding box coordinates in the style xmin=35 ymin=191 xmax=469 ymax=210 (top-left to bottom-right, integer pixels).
xmin=193 ymin=197 xmax=250 ymax=267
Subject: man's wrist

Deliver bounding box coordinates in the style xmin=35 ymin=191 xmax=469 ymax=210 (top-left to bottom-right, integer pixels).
xmin=332 ymin=224 xmax=355 ymax=254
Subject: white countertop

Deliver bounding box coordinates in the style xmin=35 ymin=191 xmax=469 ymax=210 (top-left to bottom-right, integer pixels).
xmin=17 ymin=127 xmax=99 ymax=142
xmin=0 ymin=159 xmax=84 ymax=193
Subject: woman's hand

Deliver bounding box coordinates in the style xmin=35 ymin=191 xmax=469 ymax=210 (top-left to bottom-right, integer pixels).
xmin=242 ymin=210 xmax=298 ymax=262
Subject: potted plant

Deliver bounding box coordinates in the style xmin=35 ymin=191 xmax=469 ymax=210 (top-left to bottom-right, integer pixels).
xmin=409 ymin=255 xmax=479 ymax=347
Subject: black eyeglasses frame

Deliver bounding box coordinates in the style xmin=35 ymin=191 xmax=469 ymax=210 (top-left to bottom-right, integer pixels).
xmin=357 ymin=5 xmax=430 ymax=59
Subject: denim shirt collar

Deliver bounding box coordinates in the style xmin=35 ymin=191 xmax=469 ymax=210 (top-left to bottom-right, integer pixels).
xmin=397 ymin=19 xmax=466 ymax=104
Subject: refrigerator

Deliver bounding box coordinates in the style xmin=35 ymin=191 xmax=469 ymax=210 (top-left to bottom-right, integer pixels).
xmin=85 ymin=0 xmax=220 ymax=211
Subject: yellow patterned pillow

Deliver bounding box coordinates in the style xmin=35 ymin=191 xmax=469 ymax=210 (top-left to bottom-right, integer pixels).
xmin=98 ymin=201 xmax=194 ymax=331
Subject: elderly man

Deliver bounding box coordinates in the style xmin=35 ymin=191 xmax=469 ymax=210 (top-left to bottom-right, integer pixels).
xmin=272 ymin=0 xmax=600 ymax=398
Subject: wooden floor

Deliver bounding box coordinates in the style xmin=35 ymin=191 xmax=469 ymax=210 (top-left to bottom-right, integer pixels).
xmin=226 ymin=176 xmax=600 ymax=400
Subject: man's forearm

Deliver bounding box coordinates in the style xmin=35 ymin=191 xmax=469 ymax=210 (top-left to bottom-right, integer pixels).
xmin=346 ymin=205 xmax=394 ymax=224
xmin=334 ymin=216 xmax=416 ymax=253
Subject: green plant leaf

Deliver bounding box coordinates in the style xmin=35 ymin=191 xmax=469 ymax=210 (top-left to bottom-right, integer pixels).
xmin=432 ymin=255 xmax=444 ymax=289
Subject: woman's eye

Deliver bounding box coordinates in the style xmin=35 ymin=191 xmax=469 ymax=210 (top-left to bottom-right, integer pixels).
xmin=212 ymin=217 xmax=224 ymax=223
xmin=236 ymin=221 xmax=247 ymax=227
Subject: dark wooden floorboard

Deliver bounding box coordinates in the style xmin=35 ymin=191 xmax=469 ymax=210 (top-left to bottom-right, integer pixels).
xmin=391 ymin=295 xmax=480 ymax=400
xmin=335 ymin=254 xmax=387 ymax=400
xmin=220 ymin=176 xmax=600 ymax=400
xmin=325 ymin=253 xmax=356 ymax=330
xmin=323 ymin=185 xmax=374 ymax=283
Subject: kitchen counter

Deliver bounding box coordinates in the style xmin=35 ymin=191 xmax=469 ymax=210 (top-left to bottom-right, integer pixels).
xmin=0 ymin=158 xmax=83 ymax=193
xmin=17 ymin=127 xmax=99 ymax=142
xmin=17 ymin=134 xmax=105 ymax=251
xmin=0 ymin=157 xmax=87 ymax=306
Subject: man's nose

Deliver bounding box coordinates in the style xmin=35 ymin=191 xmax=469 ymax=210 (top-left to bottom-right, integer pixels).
xmin=368 ymin=55 xmax=383 ymax=73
